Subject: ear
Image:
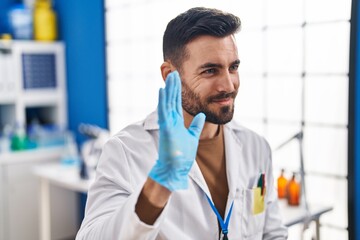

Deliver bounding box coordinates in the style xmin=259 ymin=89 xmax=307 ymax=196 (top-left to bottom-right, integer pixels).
xmin=160 ymin=61 xmax=175 ymax=81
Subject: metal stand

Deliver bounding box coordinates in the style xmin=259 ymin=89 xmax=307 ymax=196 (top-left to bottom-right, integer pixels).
xmin=274 ymin=131 xmax=311 ymax=232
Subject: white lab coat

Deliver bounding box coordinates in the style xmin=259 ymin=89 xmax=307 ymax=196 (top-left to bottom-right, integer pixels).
xmin=76 ymin=111 xmax=288 ymax=240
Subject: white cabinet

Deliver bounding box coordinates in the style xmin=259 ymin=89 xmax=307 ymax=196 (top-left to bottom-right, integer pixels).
xmin=0 ymin=40 xmax=67 ymax=131
xmin=0 ymin=41 xmax=78 ymax=240
xmin=0 ymin=149 xmax=79 ymax=240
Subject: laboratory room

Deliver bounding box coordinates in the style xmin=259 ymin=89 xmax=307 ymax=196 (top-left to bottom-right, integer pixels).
xmin=0 ymin=0 xmax=357 ymax=239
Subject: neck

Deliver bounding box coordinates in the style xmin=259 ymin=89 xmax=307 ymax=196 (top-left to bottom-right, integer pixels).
xmin=183 ymin=110 xmax=219 ymax=140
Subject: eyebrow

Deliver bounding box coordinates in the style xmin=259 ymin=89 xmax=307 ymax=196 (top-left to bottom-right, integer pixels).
xmin=197 ymin=59 xmax=240 ymax=71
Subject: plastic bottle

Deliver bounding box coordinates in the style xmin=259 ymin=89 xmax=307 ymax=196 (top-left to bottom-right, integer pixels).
xmin=11 ymin=123 xmax=27 ymax=151
xmin=61 ymin=131 xmax=80 ymax=165
xmin=7 ymin=4 xmax=33 ymax=40
xmin=33 ymin=0 xmax=57 ymax=41
xmin=277 ymin=169 xmax=288 ymax=199
xmin=287 ymin=173 xmax=301 ymax=206
xmin=0 ymin=125 xmax=12 ymax=153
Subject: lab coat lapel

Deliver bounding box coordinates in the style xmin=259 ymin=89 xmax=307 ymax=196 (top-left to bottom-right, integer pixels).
xmin=189 ymin=124 xmax=243 ymax=200
xmin=223 ymin=124 xmax=243 ymax=198
xmin=189 ymin=161 xmax=212 ymax=198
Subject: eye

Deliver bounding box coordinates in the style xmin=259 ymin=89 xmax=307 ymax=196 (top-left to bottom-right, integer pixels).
xmin=229 ymin=64 xmax=239 ymax=72
xmin=202 ymin=68 xmax=217 ymax=75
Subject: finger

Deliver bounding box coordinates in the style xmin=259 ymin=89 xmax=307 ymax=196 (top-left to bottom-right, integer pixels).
xmin=165 ymin=72 xmax=175 ymax=111
xmin=157 ymin=88 xmax=166 ymax=124
xmin=188 ymin=113 xmax=206 ymax=138
xmin=171 ymin=72 xmax=179 ymax=112
xmin=173 ymin=71 xmax=183 ymax=117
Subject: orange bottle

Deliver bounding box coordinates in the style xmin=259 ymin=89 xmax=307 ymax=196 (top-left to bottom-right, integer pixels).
xmin=277 ymin=169 xmax=288 ymax=199
xmin=287 ymin=173 xmax=301 ymax=206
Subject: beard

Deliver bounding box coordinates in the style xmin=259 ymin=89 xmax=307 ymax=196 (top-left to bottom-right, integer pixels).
xmin=181 ymin=81 xmax=237 ymax=124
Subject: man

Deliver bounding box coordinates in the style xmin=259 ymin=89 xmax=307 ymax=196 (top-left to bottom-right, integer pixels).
xmin=76 ymin=7 xmax=288 ymax=240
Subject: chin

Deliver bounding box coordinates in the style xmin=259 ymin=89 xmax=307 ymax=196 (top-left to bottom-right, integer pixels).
xmin=204 ymin=108 xmax=234 ymax=124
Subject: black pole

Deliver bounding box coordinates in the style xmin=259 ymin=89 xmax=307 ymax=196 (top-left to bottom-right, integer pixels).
xmin=348 ymin=0 xmax=358 ymax=239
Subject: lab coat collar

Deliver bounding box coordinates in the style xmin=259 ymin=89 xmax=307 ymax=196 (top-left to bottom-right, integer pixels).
xmin=143 ymin=110 xmax=159 ymax=130
xmin=143 ymin=110 xmax=244 ymax=131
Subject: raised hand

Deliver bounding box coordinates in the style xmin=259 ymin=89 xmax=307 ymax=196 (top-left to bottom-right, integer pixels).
xmin=149 ymin=71 xmax=206 ymax=191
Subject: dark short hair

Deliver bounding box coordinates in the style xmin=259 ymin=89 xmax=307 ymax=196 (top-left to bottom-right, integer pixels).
xmin=163 ymin=7 xmax=241 ymax=70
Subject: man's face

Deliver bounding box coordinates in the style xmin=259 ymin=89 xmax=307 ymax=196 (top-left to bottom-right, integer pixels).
xmin=179 ymin=35 xmax=240 ymax=124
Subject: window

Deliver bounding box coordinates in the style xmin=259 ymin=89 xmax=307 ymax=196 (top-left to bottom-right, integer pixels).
xmin=105 ymin=0 xmax=351 ymax=238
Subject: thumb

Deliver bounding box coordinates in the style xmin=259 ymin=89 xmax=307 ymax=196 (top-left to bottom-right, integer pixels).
xmin=188 ymin=113 xmax=206 ymax=138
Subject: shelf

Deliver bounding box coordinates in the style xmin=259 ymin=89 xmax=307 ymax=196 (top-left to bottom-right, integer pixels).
xmin=0 ymin=146 xmax=64 ymax=165
xmin=0 ymin=95 xmax=16 ymax=104
xmin=22 ymin=89 xmax=63 ymax=107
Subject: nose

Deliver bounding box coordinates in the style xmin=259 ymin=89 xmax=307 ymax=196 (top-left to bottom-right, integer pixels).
xmin=217 ymin=71 xmax=238 ymax=93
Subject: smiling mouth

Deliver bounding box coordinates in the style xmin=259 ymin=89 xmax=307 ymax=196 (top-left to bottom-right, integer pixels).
xmin=211 ymin=98 xmax=233 ymax=105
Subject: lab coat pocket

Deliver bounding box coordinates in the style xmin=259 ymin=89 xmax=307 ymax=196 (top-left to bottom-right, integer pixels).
xmin=242 ymin=188 xmax=266 ymax=239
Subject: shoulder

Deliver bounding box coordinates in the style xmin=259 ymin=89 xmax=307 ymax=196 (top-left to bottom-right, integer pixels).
xmin=107 ymin=111 xmax=159 ymax=149
xmin=225 ymin=120 xmax=270 ymax=151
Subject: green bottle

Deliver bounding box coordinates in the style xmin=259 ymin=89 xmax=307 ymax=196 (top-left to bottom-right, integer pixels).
xmin=11 ymin=123 xmax=27 ymax=151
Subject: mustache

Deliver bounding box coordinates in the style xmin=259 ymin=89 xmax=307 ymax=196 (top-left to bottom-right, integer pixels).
xmin=207 ymin=91 xmax=237 ymax=102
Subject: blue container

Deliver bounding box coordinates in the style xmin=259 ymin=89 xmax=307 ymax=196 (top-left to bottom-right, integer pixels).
xmin=8 ymin=4 xmax=33 ymax=40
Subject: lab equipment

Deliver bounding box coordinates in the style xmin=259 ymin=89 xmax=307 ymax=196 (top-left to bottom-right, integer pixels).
xmin=61 ymin=131 xmax=80 ymax=165
xmin=0 ymin=125 xmax=11 ymax=153
xmin=148 ymin=71 xmax=206 ymax=191
xmin=79 ymin=123 xmax=109 ymax=178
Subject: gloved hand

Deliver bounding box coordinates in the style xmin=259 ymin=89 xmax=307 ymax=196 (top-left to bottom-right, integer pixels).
xmin=149 ymin=71 xmax=206 ymax=191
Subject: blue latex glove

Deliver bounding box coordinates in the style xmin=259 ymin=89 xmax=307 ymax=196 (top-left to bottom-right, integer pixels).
xmin=149 ymin=71 xmax=206 ymax=191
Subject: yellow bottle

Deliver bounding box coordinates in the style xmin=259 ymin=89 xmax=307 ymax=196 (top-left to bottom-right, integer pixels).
xmin=33 ymin=0 xmax=57 ymax=41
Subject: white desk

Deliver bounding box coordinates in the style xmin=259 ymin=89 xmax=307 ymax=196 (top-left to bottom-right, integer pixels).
xmin=279 ymin=200 xmax=333 ymax=240
xmin=34 ymin=164 xmax=332 ymax=240
xmin=33 ymin=163 xmax=93 ymax=240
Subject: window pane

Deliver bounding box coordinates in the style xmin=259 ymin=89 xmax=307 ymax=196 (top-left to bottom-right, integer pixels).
xmin=266 ymin=0 xmax=304 ymax=26
xmin=303 ymin=125 xmax=348 ymax=177
xmin=236 ymin=118 xmax=266 ymax=137
xmin=237 ymin=31 xmax=264 ymax=74
xmin=105 ymin=0 xmax=133 ymax=9
xmin=233 ymin=0 xmax=265 ymax=30
xmin=267 ymin=76 xmax=302 ymax=122
xmin=305 ymin=22 xmax=350 ymax=74
xmin=107 ymin=40 xmax=163 ymax=76
xmin=235 ymin=76 xmax=264 ymax=119
xmin=266 ymin=27 xmax=303 ymax=74
xmin=305 ymin=176 xmax=348 ymax=228
xmin=286 ymin=224 xmax=303 ymax=240
xmin=107 ymin=79 xmax=135 ymax=109
xmin=266 ymin=122 xmax=302 ymax=173
xmin=320 ymin=227 xmax=349 ymax=240
xmin=305 ymin=0 xmax=352 ymax=22
xmin=109 ymin=107 xmax=150 ymax=134
xmin=304 ymin=76 xmax=349 ymax=125
xmin=107 ymin=43 xmax=133 ymax=76
xmin=106 ymin=7 xmax=132 ymax=42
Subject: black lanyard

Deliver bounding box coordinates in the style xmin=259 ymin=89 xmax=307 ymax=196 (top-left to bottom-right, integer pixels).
xmin=205 ymin=195 xmax=234 ymax=240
